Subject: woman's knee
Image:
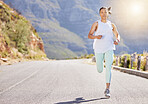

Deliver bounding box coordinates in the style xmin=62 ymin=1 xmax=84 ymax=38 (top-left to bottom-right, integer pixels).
xmin=96 ymin=65 xmax=103 ymax=73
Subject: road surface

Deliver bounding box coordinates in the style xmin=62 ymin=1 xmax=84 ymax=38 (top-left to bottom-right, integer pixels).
xmin=0 ymin=59 xmax=148 ymax=104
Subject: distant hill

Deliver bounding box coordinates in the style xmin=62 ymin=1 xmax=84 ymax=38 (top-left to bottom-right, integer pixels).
xmin=0 ymin=1 xmax=47 ymax=62
xmin=3 ymin=0 xmax=148 ymax=59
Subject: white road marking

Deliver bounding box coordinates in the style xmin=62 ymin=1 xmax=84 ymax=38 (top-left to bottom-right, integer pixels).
xmin=0 ymin=68 xmax=41 ymax=95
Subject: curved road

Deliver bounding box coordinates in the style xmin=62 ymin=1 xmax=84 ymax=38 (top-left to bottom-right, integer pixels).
xmin=0 ymin=59 xmax=148 ymax=104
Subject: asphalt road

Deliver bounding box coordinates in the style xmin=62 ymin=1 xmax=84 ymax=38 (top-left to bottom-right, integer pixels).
xmin=0 ymin=59 xmax=148 ymax=104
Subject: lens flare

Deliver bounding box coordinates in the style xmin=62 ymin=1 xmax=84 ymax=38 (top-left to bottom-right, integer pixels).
xmin=131 ymin=2 xmax=143 ymax=15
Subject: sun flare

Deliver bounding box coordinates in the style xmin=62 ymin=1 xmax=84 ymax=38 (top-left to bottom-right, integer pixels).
xmin=130 ymin=2 xmax=144 ymax=15
xmin=112 ymin=0 xmax=148 ymax=30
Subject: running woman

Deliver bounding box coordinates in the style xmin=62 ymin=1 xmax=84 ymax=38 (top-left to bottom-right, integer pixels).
xmin=88 ymin=6 xmax=120 ymax=98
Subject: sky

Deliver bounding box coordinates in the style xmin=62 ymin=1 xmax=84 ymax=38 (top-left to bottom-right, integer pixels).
xmin=108 ymin=0 xmax=148 ymax=38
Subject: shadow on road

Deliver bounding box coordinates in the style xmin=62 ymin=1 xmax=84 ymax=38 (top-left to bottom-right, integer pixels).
xmin=54 ymin=96 xmax=109 ymax=104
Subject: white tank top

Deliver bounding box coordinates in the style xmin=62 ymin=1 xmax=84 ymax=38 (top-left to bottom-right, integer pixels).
xmin=93 ymin=19 xmax=116 ymax=53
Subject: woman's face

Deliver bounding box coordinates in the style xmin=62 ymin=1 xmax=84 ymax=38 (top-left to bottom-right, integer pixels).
xmin=99 ymin=9 xmax=108 ymax=20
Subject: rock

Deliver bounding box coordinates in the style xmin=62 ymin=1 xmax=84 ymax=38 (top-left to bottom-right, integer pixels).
xmin=17 ymin=52 xmax=23 ymax=58
xmin=29 ymin=32 xmax=45 ymax=52
xmin=1 ymin=58 xmax=8 ymax=62
xmin=38 ymin=40 xmax=45 ymax=52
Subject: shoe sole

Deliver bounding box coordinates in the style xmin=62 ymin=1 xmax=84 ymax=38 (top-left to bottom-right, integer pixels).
xmin=105 ymin=95 xmax=110 ymax=98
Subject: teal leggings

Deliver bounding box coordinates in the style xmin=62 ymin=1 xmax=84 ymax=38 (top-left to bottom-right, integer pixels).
xmin=95 ymin=50 xmax=114 ymax=83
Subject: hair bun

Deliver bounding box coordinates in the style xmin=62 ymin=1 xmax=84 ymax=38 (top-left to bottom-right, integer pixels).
xmin=108 ymin=7 xmax=112 ymax=14
xmin=108 ymin=7 xmax=112 ymax=11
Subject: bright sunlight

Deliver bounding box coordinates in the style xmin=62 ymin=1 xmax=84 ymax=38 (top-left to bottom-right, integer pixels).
xmin=130 ymin=2 xmax=144 ymax=16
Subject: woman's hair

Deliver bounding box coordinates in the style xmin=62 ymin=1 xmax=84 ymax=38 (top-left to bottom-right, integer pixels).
xmin=99 ymin=6 xmax=112 ymax=15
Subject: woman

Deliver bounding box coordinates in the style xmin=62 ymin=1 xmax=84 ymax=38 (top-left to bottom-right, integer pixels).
xmin=88 ymin=6 xmax=120 ymax=98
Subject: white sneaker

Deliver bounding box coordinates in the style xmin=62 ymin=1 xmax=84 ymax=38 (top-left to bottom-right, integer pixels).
xmin=104 ymin=88 xmax=110 ymax=98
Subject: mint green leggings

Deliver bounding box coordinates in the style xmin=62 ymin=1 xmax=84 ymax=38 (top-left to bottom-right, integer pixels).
xmin=94 ymin=50 xmax=114 ymax=83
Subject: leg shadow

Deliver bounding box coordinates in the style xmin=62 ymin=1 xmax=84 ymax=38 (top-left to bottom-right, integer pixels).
xmin=54 ymin=96 xmax=109 ymax=104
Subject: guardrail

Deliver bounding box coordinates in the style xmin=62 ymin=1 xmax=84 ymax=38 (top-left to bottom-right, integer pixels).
xmin=115 ymin=54 xmax=148 ymax=71
xmin=92 ymin=54 xmax=148 ymax=79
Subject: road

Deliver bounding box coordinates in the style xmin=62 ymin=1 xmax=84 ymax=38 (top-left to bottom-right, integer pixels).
xmin=0 ymin=59 xmax=148 ymax=104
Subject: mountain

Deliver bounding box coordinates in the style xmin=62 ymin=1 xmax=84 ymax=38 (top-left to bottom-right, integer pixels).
xmin=3 ymin=0 xmax=148 ymax=59
xmin=0 ymin=1 xmax=47 ymax=62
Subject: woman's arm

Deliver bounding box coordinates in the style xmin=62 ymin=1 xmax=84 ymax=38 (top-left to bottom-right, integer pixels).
xmin=112 ymin=23 xmax=120 ymax=45
xmin=88 ymin=22 xmax=97 ymax=39
xmin=88 ymin=22 xmax=102 ymax=39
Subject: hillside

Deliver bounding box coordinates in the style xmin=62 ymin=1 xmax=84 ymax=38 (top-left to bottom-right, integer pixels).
xmin=0 ymin=1 xmax=47 ymax=65
xmin=3 ymin=0 xmax=148 ymax=59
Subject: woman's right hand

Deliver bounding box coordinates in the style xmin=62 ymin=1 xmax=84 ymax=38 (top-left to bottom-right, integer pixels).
xmin=95 ymin=35 xmax=102 ymax=39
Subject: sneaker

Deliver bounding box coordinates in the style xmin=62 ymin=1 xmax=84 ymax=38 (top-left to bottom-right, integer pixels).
xmin=104 ymin=88 xmax=110 ymax=98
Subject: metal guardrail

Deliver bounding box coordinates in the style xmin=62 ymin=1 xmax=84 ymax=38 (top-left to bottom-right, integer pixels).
xmin=112 ymin=66 xmax=148 ymax=79
xmin=92 ymin=55 xmax=148 ymax=79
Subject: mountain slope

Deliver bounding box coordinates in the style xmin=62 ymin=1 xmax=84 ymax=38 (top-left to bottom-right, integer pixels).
xmin=4 ymin=0 xmax=88 ymax=59
xmin=4 ymin=0 xmax=148 ymax=59
xmin=0 ymin=1 xmax=46 ymax=62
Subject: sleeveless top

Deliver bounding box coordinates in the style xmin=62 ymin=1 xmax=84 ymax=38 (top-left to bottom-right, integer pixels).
xmin=93 ymin=19 xmax=116 ymax=53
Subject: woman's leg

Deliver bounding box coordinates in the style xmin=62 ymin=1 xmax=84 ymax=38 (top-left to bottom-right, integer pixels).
xmin=104 ymin=50 xmax=114 ymax=89
xmin=95 ymin=52 xmax=105 ymax=73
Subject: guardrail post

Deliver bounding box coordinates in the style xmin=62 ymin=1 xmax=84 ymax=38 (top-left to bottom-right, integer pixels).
xmin=133 ymin=53 xmax=136 ymax=61
xmin=116 ymin=56 xmax=119 ymax=66
xmin=119 ymin=56 xmax=121 ymax=64
xmin=131 ymin=55 xmax=134 ymax=69
xmin=137 ymin=56 xmax=141 ymax=70
xmin=92 ymin=56 xmax=96 ymax=62
xmin=124 ymin=56 xmax=127 ymax=68
xmin=145 ymin=56 xmax=148 ymax=71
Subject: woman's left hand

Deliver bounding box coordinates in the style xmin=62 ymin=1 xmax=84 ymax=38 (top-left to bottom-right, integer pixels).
xmin=114 ymin=41 xmax=118 ymax=45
